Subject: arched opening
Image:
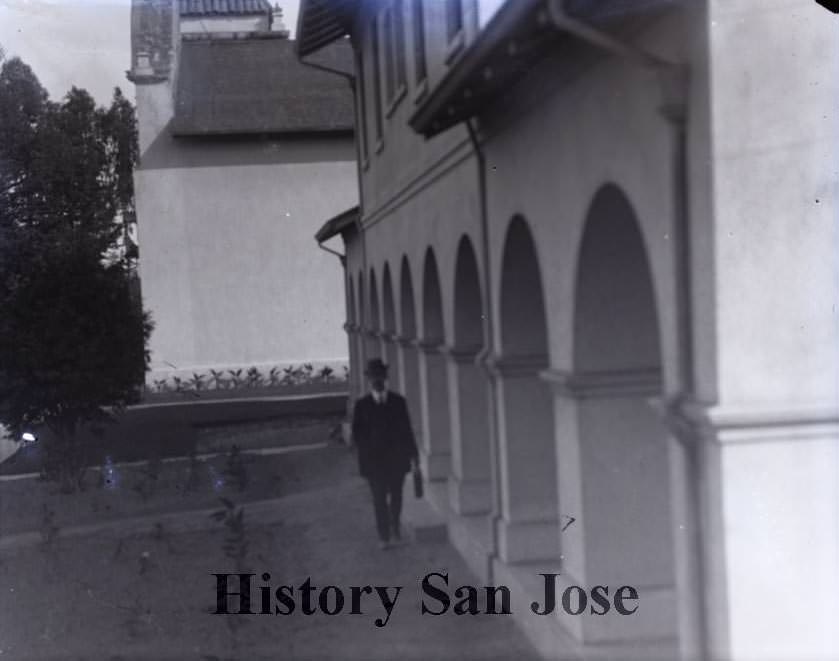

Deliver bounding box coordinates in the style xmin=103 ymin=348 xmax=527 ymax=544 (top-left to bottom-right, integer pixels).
xmin=454 ymin=237 xmax=484 ymax=350
xmin=381 ymin=263 xmax=400 ymax=390
xmin=420 ymin=248 xmax=452 ymax=484
xmin=422 ymin=250 xmax=444 ymax=343
xmin=572 ymin=184 xmax=677 ymax=644
xmin=449 ymin=236 xmax=492 ymax=515
xmin=500 ymin=218 xmax=549 ymax=358
xmin=382 ymin=263 xmax=396 ymax=333
xmin=399 ymin=257 xmax=417 ymax=339
xmin=367 ymin=268 xmax=381 ymax=358
xmin=398 ymin=257 xmax=423 ymax=448
xmin=495 ymin=216 xmax=558 ymax=563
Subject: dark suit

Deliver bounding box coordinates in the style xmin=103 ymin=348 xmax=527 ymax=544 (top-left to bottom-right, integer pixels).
xmin=352 ymin=391 xmax=418 ymax=542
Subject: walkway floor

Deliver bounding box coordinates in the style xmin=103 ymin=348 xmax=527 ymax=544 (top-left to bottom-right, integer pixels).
xmin=234 ymin=476 xmax=540 ymax=660
xmin=0 ymin=447 xmax=540 ymax=660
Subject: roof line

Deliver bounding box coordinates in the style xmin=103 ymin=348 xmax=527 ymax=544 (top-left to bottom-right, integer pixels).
xmin=170 ymin=127 xmax=355 ymax=138
xmin=409 ymin=0 xmax=677 ymax=138
xmin=408 ymin=0 xmax=544 ymax=137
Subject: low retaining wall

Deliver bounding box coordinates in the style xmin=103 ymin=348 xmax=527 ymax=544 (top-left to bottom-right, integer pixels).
xmin=0 ymin=392 xmax=350 ymax=476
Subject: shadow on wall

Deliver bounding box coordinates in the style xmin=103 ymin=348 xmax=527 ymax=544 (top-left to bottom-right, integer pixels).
xmin=138 ymin=125 xmax=356 ymax=171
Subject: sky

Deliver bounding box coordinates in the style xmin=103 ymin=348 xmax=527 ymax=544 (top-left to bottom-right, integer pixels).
xmin=0 ymin=0 xmax=300 ymax=105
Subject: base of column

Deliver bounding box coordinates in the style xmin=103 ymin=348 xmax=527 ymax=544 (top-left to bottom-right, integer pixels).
xmin=421 ymin=448 xmax=451 ymax=482
xmin=448 ymin=513 xmax=494 ymax=582
xmin=448 ymin=476 xmax=492 ymax=515
xmin=491 ymin=559 xmax=680 ymax=660
xmin=496 ymin=517 xmax=560 ymax=564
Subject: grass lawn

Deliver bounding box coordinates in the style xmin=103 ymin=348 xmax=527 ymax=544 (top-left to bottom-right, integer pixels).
xmin=0 ymin=442 xmax=347 ymax=537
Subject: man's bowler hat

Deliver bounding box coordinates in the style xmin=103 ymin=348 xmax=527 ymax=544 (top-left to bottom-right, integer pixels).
xmin=365 ymin=358 xmax=388 ymax=377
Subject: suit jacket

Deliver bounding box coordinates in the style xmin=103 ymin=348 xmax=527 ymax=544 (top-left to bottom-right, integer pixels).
xmin=351 ymin=391 xmax=418 ymax=480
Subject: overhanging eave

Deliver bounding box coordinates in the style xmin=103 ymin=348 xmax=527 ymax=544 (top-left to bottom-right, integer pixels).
xmin=409 ymin=0 xmax=680 ymax=139
xmin=296 ymin=0 xmax=356 ymax=57
xmin=315 ymin=205 xmax=360 ymax=243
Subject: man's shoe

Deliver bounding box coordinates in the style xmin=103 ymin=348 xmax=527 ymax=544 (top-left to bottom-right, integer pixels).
xmin=379 ymin=540 xmax=391 ymax=550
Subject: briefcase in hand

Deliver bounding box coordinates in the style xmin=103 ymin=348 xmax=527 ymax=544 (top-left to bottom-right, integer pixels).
xmin=413 ymin=466 xmax=423 ymax=499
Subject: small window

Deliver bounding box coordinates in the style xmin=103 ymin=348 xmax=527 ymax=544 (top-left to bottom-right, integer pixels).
xmin=381 ymin=0 xmax=407 ymax=114
xmin=383 ymin=9 xmax=396 ymax=102
xmin=355 ymin=50 xmax=369 ymax=166
xmin=412 ymin=0 xmax=427 ymax=85
xmin=394 ymin=0 xmax=406 ymax=90
xmin=370 ymin=17 xmax=384 ymax=148
xmin=446 ymin=0 xmax=463 ymax=43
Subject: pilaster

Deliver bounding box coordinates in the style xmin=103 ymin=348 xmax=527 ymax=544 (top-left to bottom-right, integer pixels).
xmin=446 ymin=346 xmax=492 ymax=515
xmin=486 ymin=353 xmax=559 ymax=564
xmin=417 ymin=340 xmax=452 ymax=483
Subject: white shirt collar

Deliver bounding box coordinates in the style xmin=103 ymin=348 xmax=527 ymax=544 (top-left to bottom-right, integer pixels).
xmin=371 ymin=389 xmax=388 ymax=404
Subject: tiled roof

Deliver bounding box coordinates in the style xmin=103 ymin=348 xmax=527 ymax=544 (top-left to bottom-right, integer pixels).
xmin=179 ymin=0 xmax=272 ymax=17
xmin=171 ymin=36 xmax=355 ymax=136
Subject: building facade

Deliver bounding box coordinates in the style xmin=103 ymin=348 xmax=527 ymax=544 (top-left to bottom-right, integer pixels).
xmin=128 ymin=0 xmax=358 ymax=386
xmin=299 ymin=1 xmax=839 ymax=659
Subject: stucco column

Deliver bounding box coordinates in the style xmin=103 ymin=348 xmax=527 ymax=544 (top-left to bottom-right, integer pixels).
xmin=343 ymin=322 xmax=362 ymax=401
xmin=378 ymin=332 xmax=388 ymax=363
xmin=544 ymin=368 xmax=681 ymax=645
xmin=541 ymin=371 xmax=586 ymax=583
xmin=700 ymin=5 xmax=839 ymax=657
xmin=381 ymin=332 xmax=400 ymax=394
xmin=360 ymin=328 xmax=374 ymax=361
xmin=489 ymin=355 xmax=559 ymax=564
xmin=447 ymin=348 xmax=492 ymax=515
xmin=650 ymin=395 xmax=727 ymax=661
xmin=395 ymin=336 xmax=424 ymax=448
xmin=354 ymin=329 xmax=365 ymax=397
xmin=418 ymin=341 xmax=452 ymax=482
xmin=663 ymin=396 xmax=839 ymax=661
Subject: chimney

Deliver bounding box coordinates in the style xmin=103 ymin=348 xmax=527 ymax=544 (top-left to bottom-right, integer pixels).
xmin=271 ymin=3 xmax=290 ymax=38
xmin=127 ymin=0 xmax=178 ymax=83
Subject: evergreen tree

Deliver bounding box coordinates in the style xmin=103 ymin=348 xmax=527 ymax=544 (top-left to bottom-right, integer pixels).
xmin=0 ymin=55 xmax=152 ymax=491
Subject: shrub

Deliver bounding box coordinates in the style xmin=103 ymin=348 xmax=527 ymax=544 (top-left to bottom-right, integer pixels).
xmin=222 ymin=445 xmax=248 ymax=493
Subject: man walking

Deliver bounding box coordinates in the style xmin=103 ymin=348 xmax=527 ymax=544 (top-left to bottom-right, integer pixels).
xmin=351 ymin=358 xmax=419 ymax=549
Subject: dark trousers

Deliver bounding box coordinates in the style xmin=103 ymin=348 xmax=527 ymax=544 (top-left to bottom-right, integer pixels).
xmin=368 ymin=472 xmax=405 ymax=541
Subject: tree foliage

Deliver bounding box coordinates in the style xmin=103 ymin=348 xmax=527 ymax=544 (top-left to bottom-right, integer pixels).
xmin=0 ymin=62 xmax=138 ymax=258
xmin=0 ymin=55 xmax=151 ymax=490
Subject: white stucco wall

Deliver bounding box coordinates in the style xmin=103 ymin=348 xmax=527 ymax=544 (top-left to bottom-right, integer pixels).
xmin=135 ymin=137 xmax=357 ymax=383
xmin=709 ymin=0 xmax=839 ymax=411
xmin=706 ymin=2 xmax=839 ymax=659
xmin=342 ymin=1 xmax=839 ymax=658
